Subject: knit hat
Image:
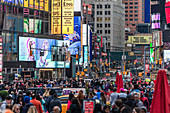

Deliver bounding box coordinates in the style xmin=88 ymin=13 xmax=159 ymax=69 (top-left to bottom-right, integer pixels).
xmin=24 ymin=96 xmax=30 ymax=103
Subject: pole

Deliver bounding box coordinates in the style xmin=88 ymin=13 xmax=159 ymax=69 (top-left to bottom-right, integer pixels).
xmin=78 ymin=46 xmax=80 ymax=86
xmin=64 ymin=51 xmax=66 ymax=80
xmin=144 ymin=46 xmax=146 ymax=79
xmin=109 ymin=53 xmax=111 ymax=71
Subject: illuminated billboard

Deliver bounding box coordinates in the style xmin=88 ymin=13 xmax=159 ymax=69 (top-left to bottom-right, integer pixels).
xmin=63 ymin=16 xmax=81 ymax=55
xmin=19 ymin=37 xmax=70 ymax=68
xmin=165 ymin=0 xmax=170 ymax=24
xmin=164 ymin=50 xmax=170 ymax=62
xmin=151 ymin=13 xmax=160 ymax=29
xmin=127 ymin=36 xmax=152 ymax=44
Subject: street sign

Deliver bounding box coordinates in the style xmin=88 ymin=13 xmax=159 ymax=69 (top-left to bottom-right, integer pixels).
xmin=96 ymin=36 xmax=101 ymax=43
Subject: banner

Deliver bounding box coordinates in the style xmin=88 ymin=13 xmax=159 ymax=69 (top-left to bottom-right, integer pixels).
xmin=44 ymin=0 xmax=49 ymax=11
xmin=51 ymin=0 xmax=61 ymax=34
xmin=62 ymin=0 xmax=74 ymax=34
xmin=24 ymin=0 xmax=28 ymax=7
xmin=83 ymin=100 xmax=94 ymax=113
xmin=127 ymin=36 xmax=152 ymax=44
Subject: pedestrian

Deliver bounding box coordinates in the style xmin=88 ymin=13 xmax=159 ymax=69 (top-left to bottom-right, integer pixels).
xmin=134 ymin=94 xmax=143 ymax=107
xmin=49 ymin=94 xmax=62 ymax=113
xmin=110 ymin=87 xmax=119 ymax=107
xmin=93 ymin=104 xmax=102 ymax=113
xmin=45 ymin=90 xmax=53 ymax=112
xmin=103 ymin=105 xmax=111 ymax=113
xmin=36 ymin=94 xmax=45 ymax=112
xmin=12 ymin=104 xmax=20 ymax=113
xmin=1 ymin=96 xmax=13 ymax=111
xmin=115 ymin=99 xmax=131 ymax=113
xmin=67 ymin=93 xmax=74 ymax=110
xmin=140 ymin=106 xmax=147 ymax=113
xmin=51 ymin=106 xmax=61 ymax=113
xmin=69 ymin=97 xmax=81 ymax=113
xmin=77 ymin=90 xmax=85 ymax=108
xmin=132 ymin=107 xmax=141 ymax=113
xmin=21 ymin=96 xmax=37 ymax=113
xmin=30 ymin=94 xmax=43 ymax=113
xmin=100 ymin=92 xmax=106 ymax=107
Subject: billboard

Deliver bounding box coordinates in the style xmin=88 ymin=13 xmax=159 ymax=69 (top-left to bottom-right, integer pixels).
xmin=63 ymin=16 xmax=81 ymax=55
xmin=127 ymin=36 xmax=152 ymax=44
xmin=24 ymin=18 xmax=42 ymax=33
xmin=164 ymin=50 xmax=170 ymax=62
xmin=51 ymin=0 xmax=61 ymax=34
xmin=83 ymin=46 xmax=88 ymax=68
xmin=1 ymin=0 xmax=23 ymax=6
xmin=62 ymin=0 xmax=74 ymax=34
xmin=165 ymin=1 xmax=170 ymax=24
xmin=151 ymin=13 xmax=161 ymax=29
xmin=82 ymin=24 xmax=90 ymax=45
xmin=19 ymin=37 xmax=70 ymax=68
xmin=144 ymin=0 xmax=150 ymax=23
xmin=150 ymin=43 xmax=154 ymax=63
xmin=152 ymin=31 xmax=163 ymax=47
xmin=74 ymin=0 xmax=81 ymax=12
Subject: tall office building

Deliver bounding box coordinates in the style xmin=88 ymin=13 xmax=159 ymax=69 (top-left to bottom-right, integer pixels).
xmin=85 ymin=0 xmax=125 ymax=52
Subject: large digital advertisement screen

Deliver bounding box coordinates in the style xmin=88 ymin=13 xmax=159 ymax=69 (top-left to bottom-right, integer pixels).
xmin=63 ymin=16 xmax=81 ymax=55
xmin=19 ymin=37 xmax=70 ymax=68
xmin=165 ymin=0 xmax=170 ymax=24
xmin=151 ymin=13 xmax=160 ymax=29
xmin=164 ymin=50 xmax=170 ymax=62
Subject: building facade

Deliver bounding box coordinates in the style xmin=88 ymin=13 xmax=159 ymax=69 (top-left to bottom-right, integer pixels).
xmin=85 ymin=0 xmax=125 ymax=52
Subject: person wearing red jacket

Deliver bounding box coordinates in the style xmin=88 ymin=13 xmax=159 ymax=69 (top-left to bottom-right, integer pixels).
xmin=140 ymin=91 xmax=150 ymax=112
xmin=30 ymin=94 xmax=43 ymax=113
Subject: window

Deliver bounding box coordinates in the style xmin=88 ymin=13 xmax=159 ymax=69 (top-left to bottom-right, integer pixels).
xmin=129 ymin=10 xmax=133 ymax=13
xmin=97 ymin=11 xmax=99 ymax=15
xmin=108 ymin=30 xmax=110 ymax=34
xmin=108 ymin=17 xmax=110 ymax=21
xmin=100 ymin=11 xmax=102 ymax=15
xmin=134 ymin=19 xmax=138 ymax=21
xmin=125 ymin=19 xmax=128 ymax=21
xmin=105 ymin=24 xmax=107 ymax=27
xmin=125 ymin=7 xmax=128 ymax=9
xmin=125 ymin=11 xmax=128 ymax=13
xmin=97 ymin=5 xmax=100 ymax=9
xmin=100 ymin=24 xmax=102 ymax=27
xmin=134 ymin=2 xmax=138 ymax=5
xmin=125 ymin=15 xmax=128 ymax=17
xmin=105 ymin=17 xmax=107 ymax=21
xmin=134 ymin=15 xmax=138 ymax=17
xmin=129 ymin=19 xmax=133 ymax=21
xmin=108 ymin=11 xmax=110 ymax=15
xmin=100 ymin=30 xmax=102 ymax=34
xmin=125 ymin=2 xmax=128 ymax=5
xmin=130 ymin=6 xmax=133 ymax=9
xmin=108 ymin=24 xmax=110 ymax=27
xmin=97 ymin=30 xmax=99 ymax=33
xmin=105 ymin=30 xmax=107 ymax=34
xmin=100 ymin=5 xmax=102 ymax=9
xmin=105 ymin=11 xmax=107 ymax=15
xmin=130 ymin=2 xmax=133 ymax=5
xmin=97 ymin=17 xmax=99 ymax=21
xmin=100 ymin=17 xmax=102 ymax=21
xmin=97 ymin=24 xmax=99 ymax=27
xmin=134 ymin=6 xmax=138 ymax=9
xmin=135 ymin=10 xmax=138 ymax=13
xmin=105 ymin=5 xmax=107 ymax=8
xmin=129 ymin=15 xmax=133 ymax=17
xmin=127 ymin=24 xmax=129 ymax=26
xmin=132 ymin=24 xmax=136 ymax=26
xmin=108 ymin=43 xmax=110 ymax=46
xmin=108 ymin=5 xmax=110 ymax=8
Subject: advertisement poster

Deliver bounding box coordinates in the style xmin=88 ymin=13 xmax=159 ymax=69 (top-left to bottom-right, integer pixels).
xmin=51 ymin=0 xmax=61 ymax=34
xmin=35 ymin=19 xmax=42 ymax=33
xmin=19 ymin=37 xmax=36 ymax=61
xmin=44 ymin=0 xmax=49 ymax=11
xmin=165 ymin=0 xmax=170 ymax=24
xmin=1 ymin=0 xmax=23 ymax=6
xmin=64 ymin=16 xmax=81 ymax=55
xmin=84 ymin=46 xmax=88 ymax=68
xmin=24 ymin=18 xmax=29 ymax=32
xmin=62 ymin=0 xmax=74 ymax=34
xmin=83 ymin=100 xmax=94 ymax=113
xmin=164 ymin=50 xmax=170 ymax=62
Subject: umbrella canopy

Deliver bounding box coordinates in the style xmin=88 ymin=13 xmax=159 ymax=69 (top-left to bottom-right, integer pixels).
xmin=150 ymin=70 xmax=170 ymax=113
xmin=116 ymin=73 xmax=123 ymax=93
xmin=115 ymin=72 xmax=119 ymax=85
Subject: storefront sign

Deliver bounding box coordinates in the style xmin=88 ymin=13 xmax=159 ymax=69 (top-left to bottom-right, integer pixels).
xmin=62 ymin=0 xmax=74 ymax=34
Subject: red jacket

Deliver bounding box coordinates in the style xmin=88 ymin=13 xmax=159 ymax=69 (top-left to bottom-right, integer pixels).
xmin=30 ymin=99 xmax=43 ymax=113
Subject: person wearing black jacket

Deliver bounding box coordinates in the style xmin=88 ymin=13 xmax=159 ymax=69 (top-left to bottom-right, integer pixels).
xmin=115 ymin=99 xmax=131 ymax=113
xmin=69 ymin=97 xmax=81 ymax=113
xmin=49 ymin=94 xmax=62 ymax=113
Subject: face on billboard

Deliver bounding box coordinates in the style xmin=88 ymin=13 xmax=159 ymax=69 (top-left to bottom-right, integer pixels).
xmin=63 ymin=16 xmax=81 ymax=55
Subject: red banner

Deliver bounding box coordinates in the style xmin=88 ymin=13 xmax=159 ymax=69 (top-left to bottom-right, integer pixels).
xmin=84 ymin=101 xmax=94 ymax=113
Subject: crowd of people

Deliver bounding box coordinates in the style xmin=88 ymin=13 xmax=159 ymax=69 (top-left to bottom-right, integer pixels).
xmin=0 ymin=73 xmax=168 ymax=113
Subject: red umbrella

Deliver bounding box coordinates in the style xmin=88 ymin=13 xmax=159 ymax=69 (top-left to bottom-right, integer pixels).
xmin=117 ymin=74 xmax=123 ymax=93
xmin=150 ymin=70 xmax=170 ymax=113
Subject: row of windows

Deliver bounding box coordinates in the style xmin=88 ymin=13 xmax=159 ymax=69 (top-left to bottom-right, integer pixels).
xmin=97 ymin=11 xmax=111 ymax=15
xmin=125 ymin=18 xmax=138 ymax=21
xmin=97 ymin=4 xmax=111 ymax=9
xmin=97 ymin=23 xmax=111 ymax=28
xmin=125 ymin=10 xmax=138 ymax=13
xmin=124 ymin=2 xmax=138 ymax=5
xmin=97 ymin=30 xmax=111 ymax=34
xmin=125 ymin=6 xmax=138 ymax=9
xmin=126 ymin=24 xmax=136 ymax=26
xmin=125 ymin=14 xmax=138 ymax=17
xmin=97 ymin=17 xmax=111 ymax=22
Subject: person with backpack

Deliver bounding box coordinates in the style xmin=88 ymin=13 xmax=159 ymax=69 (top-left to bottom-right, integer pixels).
xmin=49 ymin=94 xmax=62 ymax=113
xmin=21 ymin=96 xmax=38 ymax=113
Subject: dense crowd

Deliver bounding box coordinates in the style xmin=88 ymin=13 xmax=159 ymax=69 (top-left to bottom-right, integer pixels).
xmin=0 ymin=75 xmax=158 ymax=113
